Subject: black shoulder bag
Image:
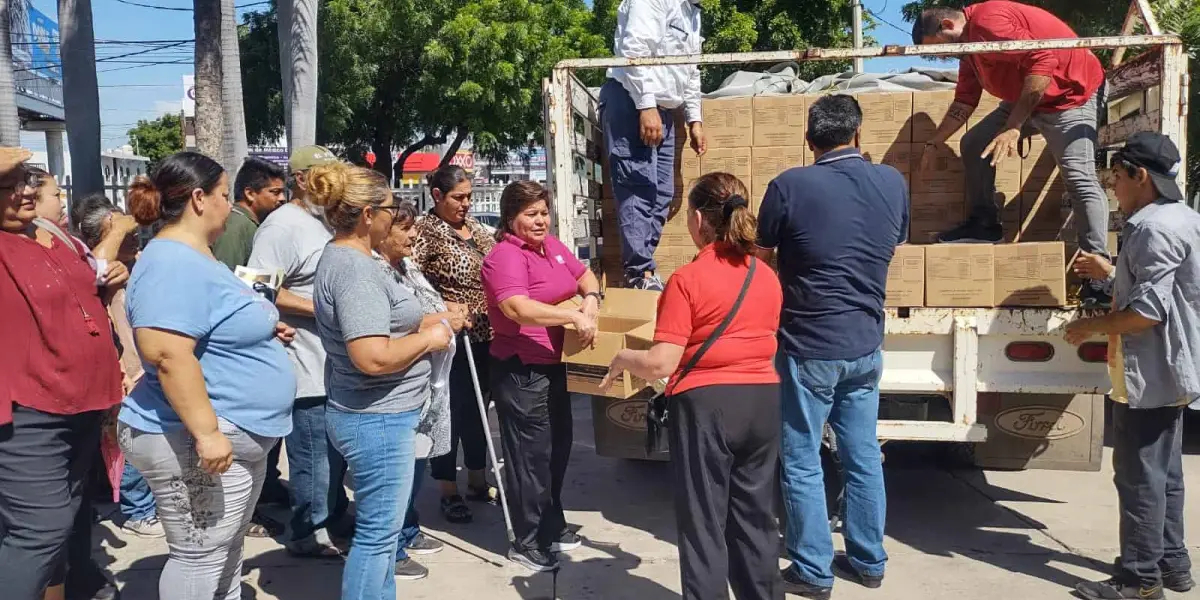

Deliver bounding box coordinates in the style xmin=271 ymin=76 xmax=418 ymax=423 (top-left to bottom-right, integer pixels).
xmin=646 ymin=258 xmax=758 ymax=454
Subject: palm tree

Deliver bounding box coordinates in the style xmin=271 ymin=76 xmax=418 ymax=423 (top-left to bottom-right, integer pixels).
xmin=0 ymin=0 xmax=22 ymax=146
xmin=59 ymin=0 xmax=103 ymax=194
xmin=194 ymin=0 xmax=223 ymax=158
xmin=277 ymin=0 xmax=318 ymax=150
xmin=220 ymin=0 xmax=247 ymax=175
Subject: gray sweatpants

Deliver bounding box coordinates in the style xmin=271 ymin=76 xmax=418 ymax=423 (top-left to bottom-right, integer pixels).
xmin=962 ymin=92 xmax=1111 ymax=258
xmin=119 ymin=419 xmax=276 ymax=600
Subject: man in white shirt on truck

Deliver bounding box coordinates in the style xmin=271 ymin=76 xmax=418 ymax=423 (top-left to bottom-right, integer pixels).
xmin=601 ymin=0 xmax=707 ymax=291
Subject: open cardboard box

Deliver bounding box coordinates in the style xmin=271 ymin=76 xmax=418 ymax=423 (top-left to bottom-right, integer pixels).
xmin=560 ymin=289 xmax=660 ymax=398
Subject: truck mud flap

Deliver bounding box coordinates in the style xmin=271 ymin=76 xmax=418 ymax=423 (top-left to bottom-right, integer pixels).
xmin=973 ymin=392 xmax=1105 ymax=472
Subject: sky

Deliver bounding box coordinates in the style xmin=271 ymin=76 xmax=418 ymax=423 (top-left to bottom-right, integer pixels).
xmin=17 ymin=0 xmax=942 ymax=155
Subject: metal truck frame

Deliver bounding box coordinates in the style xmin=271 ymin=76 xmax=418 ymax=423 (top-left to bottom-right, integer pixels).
xmin=542 ymin=0 xmax=1187 ymax=470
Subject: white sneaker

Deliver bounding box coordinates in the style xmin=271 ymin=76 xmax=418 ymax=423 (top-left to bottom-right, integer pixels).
xmin=123 ymin=516 xmax=166 ymax=538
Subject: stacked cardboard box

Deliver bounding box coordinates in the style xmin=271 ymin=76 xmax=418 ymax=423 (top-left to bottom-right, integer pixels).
xmin=596 ymin=89 xmax=1089 ymax=307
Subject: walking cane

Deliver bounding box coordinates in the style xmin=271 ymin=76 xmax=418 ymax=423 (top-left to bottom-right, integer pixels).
xmin=460 ymin=334 xmax=516 ymax=544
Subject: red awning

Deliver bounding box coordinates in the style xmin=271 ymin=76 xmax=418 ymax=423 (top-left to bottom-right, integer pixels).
xmin=398 ymin=152 xmax=440 ymax=173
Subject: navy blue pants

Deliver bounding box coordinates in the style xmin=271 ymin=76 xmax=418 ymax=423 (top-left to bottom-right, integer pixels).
xmin=600 ymin=78 xmax=677 ymax=280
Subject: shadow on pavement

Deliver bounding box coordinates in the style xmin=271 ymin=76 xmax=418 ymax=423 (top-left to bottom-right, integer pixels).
xmin=882 ymin=442 xmax=1104 ymax=591
xmin=511 ymin=538 xmax=678 ymax=600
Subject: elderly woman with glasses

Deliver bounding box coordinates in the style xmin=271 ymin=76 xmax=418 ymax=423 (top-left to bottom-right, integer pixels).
xmin=310 ymin=163 xmax=452 ymax=600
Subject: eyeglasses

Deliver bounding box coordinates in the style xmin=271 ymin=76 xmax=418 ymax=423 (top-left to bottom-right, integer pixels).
xmin=0 ymin=170 xmax=43 ymax=192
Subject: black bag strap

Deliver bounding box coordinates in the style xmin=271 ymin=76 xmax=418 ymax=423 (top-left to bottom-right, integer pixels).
xmin=666 ymin=257 xmax=757 ymax=396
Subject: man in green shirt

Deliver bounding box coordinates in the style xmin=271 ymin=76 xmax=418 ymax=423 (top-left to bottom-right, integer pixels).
xmin=212 ymin=157 xmax=287 ymax=269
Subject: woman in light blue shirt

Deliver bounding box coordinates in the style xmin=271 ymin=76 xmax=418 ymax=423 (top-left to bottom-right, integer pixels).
xmin=119 ymin=151 xmax=297 ymax=600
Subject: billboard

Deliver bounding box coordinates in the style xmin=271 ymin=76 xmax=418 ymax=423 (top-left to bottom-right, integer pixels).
xmin=9 ymin=0 xmax=63 ymax=108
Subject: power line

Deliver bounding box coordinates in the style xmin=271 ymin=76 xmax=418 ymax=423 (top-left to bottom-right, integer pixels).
xmin=113 ymin=0 xmax=270 ymax=10
xmin=865 ymin=6 xmax=910 ymax=36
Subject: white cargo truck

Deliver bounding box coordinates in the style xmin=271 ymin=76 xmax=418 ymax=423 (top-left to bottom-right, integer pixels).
xmin=541 ymin=0 xmax=1189 ymax=471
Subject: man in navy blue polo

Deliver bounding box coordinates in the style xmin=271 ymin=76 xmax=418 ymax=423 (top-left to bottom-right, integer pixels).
xmin=757 ymin=94 xmax=909 ymax=599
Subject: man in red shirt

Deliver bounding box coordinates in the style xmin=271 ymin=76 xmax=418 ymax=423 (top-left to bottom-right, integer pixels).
xmin=913 ymin=1 xmax=1112 ymax=307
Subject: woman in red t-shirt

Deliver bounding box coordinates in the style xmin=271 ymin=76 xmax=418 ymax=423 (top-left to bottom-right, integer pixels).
xmin=0 ymin=148 xmax=123 ymax=599
xmin=601 ymin=172 xmax=783 ymax=600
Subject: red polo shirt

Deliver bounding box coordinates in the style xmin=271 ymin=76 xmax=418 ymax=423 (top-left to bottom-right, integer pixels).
xmin=955 ymin=1 xmax=1105 ymax=113
xmin=482 ymin=233 xmax=587 ymax=365
xmin=0 ymin=230 xmax=122 ymax=425
xmin=655 ymin=244 xmax=782 ymax=396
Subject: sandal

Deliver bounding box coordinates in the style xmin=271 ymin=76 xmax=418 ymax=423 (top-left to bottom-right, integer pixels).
xmin=440 ymin=495 xmax=473 ymax=523
xmin=465 ymin=483 xmax=500 ymax=505
xmin=285 ymin=535 xmax=343 ymax=559
xmin=245 ymin=511 xmax=284 ymax=538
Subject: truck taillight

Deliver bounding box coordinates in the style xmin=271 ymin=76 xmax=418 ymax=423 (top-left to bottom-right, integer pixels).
xmin=1004 ymin=341 xmax=1055 ymax=362
xmin=1077 ymin=342 xmax=1108 ymax=363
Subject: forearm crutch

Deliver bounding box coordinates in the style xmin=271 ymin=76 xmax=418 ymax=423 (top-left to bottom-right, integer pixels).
xmin=461 ymin=334 xmax=516 ymax=544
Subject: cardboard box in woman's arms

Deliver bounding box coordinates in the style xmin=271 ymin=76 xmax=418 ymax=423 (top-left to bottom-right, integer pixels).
xmin=559 ymin=289 xmax=661 ymax=398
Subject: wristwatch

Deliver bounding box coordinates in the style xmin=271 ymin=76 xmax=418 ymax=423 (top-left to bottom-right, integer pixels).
xmin=584 ymin=291 xmax=602 ymax=304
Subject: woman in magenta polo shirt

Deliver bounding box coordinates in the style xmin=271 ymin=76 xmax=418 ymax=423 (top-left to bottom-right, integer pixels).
xmin=600 ymin=172 xmax=783 ymax=600
xmin=481 ymin=180 xmax=600 ymax=573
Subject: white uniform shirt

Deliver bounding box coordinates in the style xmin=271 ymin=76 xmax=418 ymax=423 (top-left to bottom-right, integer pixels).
xmin=606 ymin=0 xmax=704 ymax=123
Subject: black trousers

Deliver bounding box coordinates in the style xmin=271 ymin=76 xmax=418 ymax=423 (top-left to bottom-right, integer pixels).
xmin=1112 ymin=402 xmax=1192 ymax=585
xmin=431 ymin=340 xmax=492 ymax=483
xmin=0 ymin=404 xmax=103 ymax=600
xmin=490 ymin=356 xmax=572 ymax=552
xmin=669 ymin=383 xmax=783 ymax=600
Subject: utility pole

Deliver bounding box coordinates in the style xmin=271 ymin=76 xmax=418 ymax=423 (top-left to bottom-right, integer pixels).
xmin=851 ymin=0 xmax=864 ymax=73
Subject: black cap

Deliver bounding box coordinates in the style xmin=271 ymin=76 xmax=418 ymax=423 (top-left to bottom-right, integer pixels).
xmin=1117 ymin=131 xmax=1184 ymax=202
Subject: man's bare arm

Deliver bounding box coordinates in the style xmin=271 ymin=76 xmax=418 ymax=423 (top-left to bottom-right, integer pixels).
xmin=276 ymin=288 xmax=315 ymax=317
xmin=930 ymin=101 xmax=976 ymax=145
xmin=1003 ymin=74 xmax=1051 ymax=131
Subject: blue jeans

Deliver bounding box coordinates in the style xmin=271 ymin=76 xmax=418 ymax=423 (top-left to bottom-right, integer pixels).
xmin=778 ymin=348 xmax=887 ymax=587
xmin=119 ymin=461 xmax=156 ymax=522
xmin=287 ymin=397 xmax=349 ymax=543
xmin=395 ymin=458 xmax=427 ymax=562
xmin=600 ymin=78 xmax=677 ymax=280
xmin=326 ymin=405 xmax=420 ymax=600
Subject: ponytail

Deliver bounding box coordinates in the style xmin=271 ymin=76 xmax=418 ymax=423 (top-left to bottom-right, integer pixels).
xmin=688 ymin=172 xmax=759 ymax=255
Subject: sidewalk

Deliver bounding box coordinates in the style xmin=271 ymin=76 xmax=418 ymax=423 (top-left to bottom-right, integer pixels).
xmin=97 ymin=398 xmax=1200 ymax=599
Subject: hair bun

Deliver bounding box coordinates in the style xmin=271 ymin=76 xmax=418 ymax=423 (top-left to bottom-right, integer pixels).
xmin=307 ymin=163 xmax=348 ymax=209
xmin=126 ymin=175 xmax=162 ymax=225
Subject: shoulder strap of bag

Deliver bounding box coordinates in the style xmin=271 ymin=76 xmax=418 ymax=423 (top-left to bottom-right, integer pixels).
xmin=667 ymin=257 xmax=757 ymax=395
xmin=34 ymin=217 xmax=80 ymax=255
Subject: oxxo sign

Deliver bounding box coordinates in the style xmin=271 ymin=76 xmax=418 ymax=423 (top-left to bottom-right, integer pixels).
xmin=993 ymin=406 xmax=1086 ymax=441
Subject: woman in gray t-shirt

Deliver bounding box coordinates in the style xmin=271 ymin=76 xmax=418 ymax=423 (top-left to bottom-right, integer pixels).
xmin=309 ymin=163 xmax=452 ymax=600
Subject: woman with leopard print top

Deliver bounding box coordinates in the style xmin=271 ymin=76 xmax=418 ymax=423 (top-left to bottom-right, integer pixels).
xmin=413 ymin=165 xmax=500 ymax=524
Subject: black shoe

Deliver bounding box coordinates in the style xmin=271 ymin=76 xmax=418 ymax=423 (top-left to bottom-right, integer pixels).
xmin=1080 ymin=285 xmax=1113 ymax=310
xmin=393 ymin=558 xmax=429 ymax=581
xmin=549 ymin=530 xmax=582 ymax=553
xmin=832 ymin=554 xmax=883 ymax=589
xmin=406 ymin=532 xmax=445 ymax=555
xmin=936 ymin=219 xmax=1003 ymax=244
xmin=507 ymin=547 xmax=560 ymax=573
xmin=1110 ymin=558 xmax=1194 ymax=593
xmin=780 ymin=566 xmax=832 ymax=600
xmin=1076 ymin=577 xmax=1163 ymax=600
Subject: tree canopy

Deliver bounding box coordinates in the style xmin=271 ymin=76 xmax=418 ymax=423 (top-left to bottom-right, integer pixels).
xmin=127 ymin=114 xmax=185 ymax=167
xmin=239 ymin=0 xmax=864 ymax=180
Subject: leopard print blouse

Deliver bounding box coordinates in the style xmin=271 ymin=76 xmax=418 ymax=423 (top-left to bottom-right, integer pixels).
xmin=414 ymin=212 xmax=496 ymax=344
